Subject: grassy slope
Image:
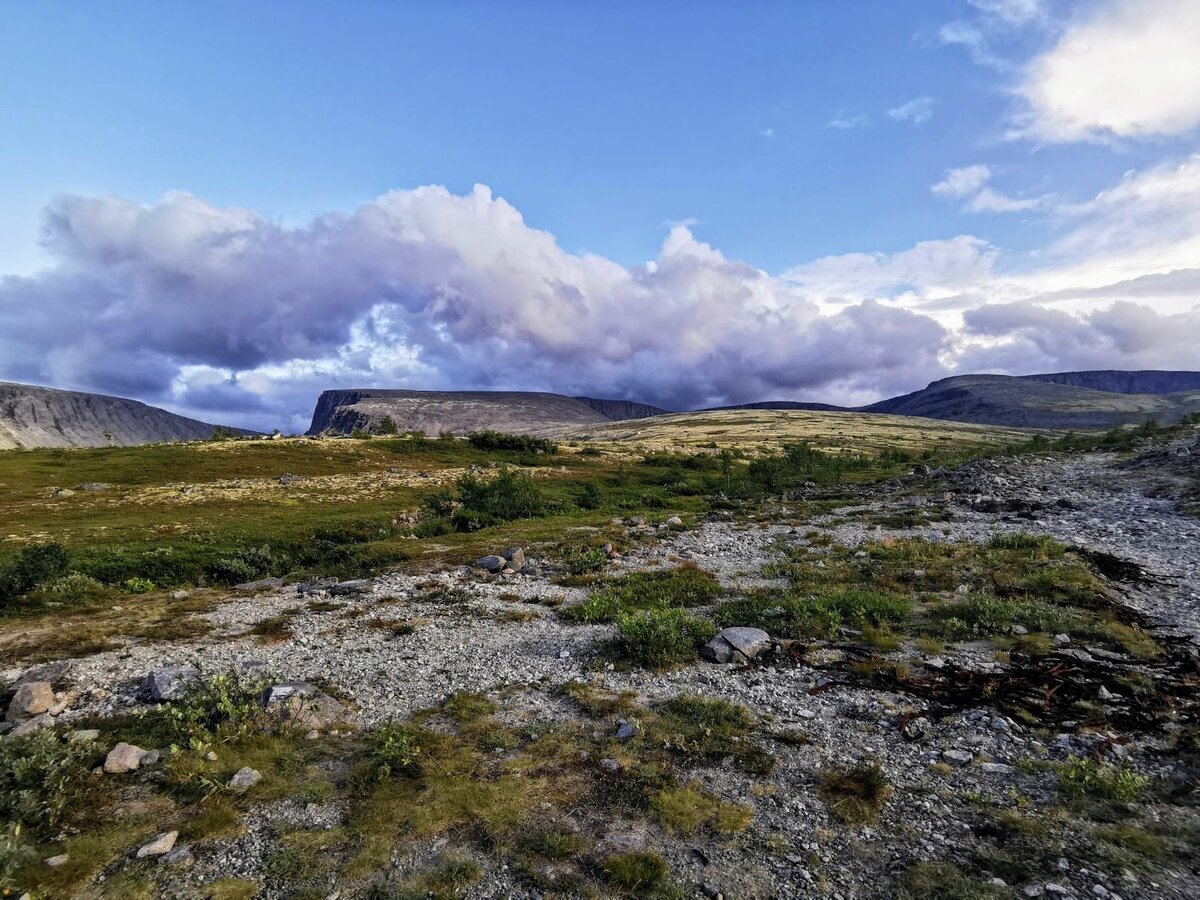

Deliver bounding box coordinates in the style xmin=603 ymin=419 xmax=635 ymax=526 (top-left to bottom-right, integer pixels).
xmin=545 ymin=408 xmax=1036 ymax=453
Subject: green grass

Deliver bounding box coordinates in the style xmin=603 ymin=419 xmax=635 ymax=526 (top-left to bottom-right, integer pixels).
xmin=612 ymin=607 xmax=717 ymax=668
xmin=564 ymin=564 xmax=722 ymax=623
xmin=819 ymin=763 xmax=892 ymax=826
xmin=715 ymin=588 xmax=911 ymax=639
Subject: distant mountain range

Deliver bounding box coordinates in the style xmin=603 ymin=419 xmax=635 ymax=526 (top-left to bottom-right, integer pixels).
xmin=2 ymin=370 xmax=1197 ymax=450
xmin=714 ymin=371 xmax=1200 ymax=429
xmin=0 ymin=382 xmax=248 ymax=450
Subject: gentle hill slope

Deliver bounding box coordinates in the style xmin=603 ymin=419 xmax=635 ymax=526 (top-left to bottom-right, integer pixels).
xmin=545 ymin=407 xmax=1035 ymax=453
xmin=307 ymin=388 xmax=653 ymax=436
xmin=864 ymin=374 xmax=1200 ymax=429
xmin=0 ymin=382 xmax=244 ymax=450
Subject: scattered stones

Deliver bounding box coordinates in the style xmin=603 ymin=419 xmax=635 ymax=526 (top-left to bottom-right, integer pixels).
xmin=331 ymin=579 xmax=373 ymax=595
xmin=160 ymin=845 xmax=194 ymax=867
xmin=103 ymin=742 xmax=146 ymax=774
xmin=234 ymin=577 xmax=284 ymax=592
xmin=135 ymin=831 xmax=178 ymax=859
xmin=502 ymin=547 xmax=526 ymax=569
xmin=227 ymin=766 xmax=262 ymax=792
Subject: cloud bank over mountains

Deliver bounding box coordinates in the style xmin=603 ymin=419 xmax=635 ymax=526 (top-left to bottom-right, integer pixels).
xmin=0 ymin=0 xmax=1197 ymax=432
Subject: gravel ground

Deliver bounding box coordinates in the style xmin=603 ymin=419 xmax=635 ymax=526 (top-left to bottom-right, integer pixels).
xmin=7 ymin=437 xmax=1200 ymax=899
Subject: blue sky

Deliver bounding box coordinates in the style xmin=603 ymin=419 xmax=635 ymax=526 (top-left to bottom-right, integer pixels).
xmin=1 ymin=0 xmax=1198 ymax=430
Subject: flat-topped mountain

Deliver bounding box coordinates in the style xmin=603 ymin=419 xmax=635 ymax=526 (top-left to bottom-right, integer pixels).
xmin=1019 ymin=370 xmax=1200 ymax=395
xmin=307 ymin=389 xmax=664 ymax=436
xmin=0 ymin=382 xmax=245 ymax=450
xmin=864 ymin=373 xmax=1200 ymax=429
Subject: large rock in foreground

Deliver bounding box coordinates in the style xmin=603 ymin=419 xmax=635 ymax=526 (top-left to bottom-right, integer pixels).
xmin=701 ymin=627 xmax=772 ymax=664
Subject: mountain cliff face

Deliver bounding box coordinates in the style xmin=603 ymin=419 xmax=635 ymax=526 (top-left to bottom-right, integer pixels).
xmin=0 ymin=382 xmax=242 ymax=450
xmin=572 ymin=397 xmax=669 ymax=420
xmin=1020 ymin=371 xmax=1200 ymax=395
xmin=307 ymin=389 xmax=617 ymax=436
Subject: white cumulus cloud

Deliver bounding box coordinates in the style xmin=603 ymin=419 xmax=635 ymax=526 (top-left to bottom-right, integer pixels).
xmin=1015 ymin=0 xmax=1200 ymax=142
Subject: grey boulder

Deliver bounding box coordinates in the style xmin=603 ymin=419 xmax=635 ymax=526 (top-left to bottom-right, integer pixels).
xmin=261 ymin=682 xmax=354 ymax=731
xmin=700 ymin=627 xmax=772 ymax=664
xmin=473 ymin=555 xmax=506 ymax=573
xmin=144 ymin=667 xmax=199 ymax=702
xmin=227 ymin=766 xmax=262 ymax=792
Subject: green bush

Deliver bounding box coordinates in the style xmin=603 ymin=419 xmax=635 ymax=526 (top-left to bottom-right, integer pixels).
xmin=373 ymin=722 xmax=424 ymax=778
xmin=1056 ymin=756 xmax=1148 ymax=803
xmin=370 ymin=416 xmax=399 ymax=435
xmin=33 ymin=572 xmax=113 ymax=605
xmin=567 ymin=565 xmax=722 ymax=623
xmin=123 ymin=576 xmax=156 ymax=594
xmin=466 ymin=431 xmax=557 ymax=454
xmin=144 ymin=672 xmax=272 ymax=749
xmin=0 ymin=542 xmax=70 ymax=606
xmin=450 ymin=469 xmax=546 ymax=532
xmin=578 ymin=481 xmax=605 ymax=510
xmin=613 ymin=608 xmax=716 ymax=668
xmin=561 ymin=545 xmax=608 ymax=576
xmin=715 ymin=589 xmax=910 ymax=639
xmin=930 ymin=594 xmax=1071 ymax=640
xmin=0 ymin=729 xmax=106 ymax=836
xmin=207 ymin=545 xmax=279 ymax=585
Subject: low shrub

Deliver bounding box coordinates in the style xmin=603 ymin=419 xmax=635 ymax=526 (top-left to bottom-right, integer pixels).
xmin=207 ymin=545 xmax=280 ymax=585
xmin=34 ymin=572 xmax=113 ymax=605
xmin=0 ymin=729 xmax=107 ymax=836
xmin=466 ymin=431 xmax=557 ymax=454
xmin=613 ymin=608 xmax=716 ymax=668
xmin=930 ymin=594 xmax=1071 ymax=640
xmin=601 ymin=851 xmax=668 ymax=894
xmin=560 ymin=545 xmax=608 ymax=576
xmin=0 ymin=542 xmax=70 ymax=606
xmin=1056 ymin=756 xmax=1148 ymax=804
xmin=566 ymin=565 xmax=721 ymax=623
xmin=819 ymin=763 xmax=892 ymax=825
xmin=715 ymin=589 xmax=910 ymax=639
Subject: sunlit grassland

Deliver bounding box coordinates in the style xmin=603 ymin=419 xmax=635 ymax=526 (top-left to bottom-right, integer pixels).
xmin=0 ymin=415 xmax=1029 ymax=662
xmin=547 ymin=408 xmax=1038 ymax=454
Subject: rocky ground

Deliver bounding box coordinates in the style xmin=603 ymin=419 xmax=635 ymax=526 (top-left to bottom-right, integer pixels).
xmin=4 ymin=432 xmax=1198 ymax=899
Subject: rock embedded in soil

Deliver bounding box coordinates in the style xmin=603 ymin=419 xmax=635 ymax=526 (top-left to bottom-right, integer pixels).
xmin=103 ymin=741 xmax=146 ymax=774
xmin=700 ymin=626 xmax=772 ymax=664
xmin=474 ymin=555 xmax=506 ymax=573
xmin=136 ymin=831 xmax=178 ymax=858
xmin=227 ymin=766 xmax=262 ymax=792
xmin=144 ymin=666 xmax=199 ymax=702
xmin=260 ymin=681 xmax=353 ymax=731
xmin=6 ymin=681 xmax=54 ymax=721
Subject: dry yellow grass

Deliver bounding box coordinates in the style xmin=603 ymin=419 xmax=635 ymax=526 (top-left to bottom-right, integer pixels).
xmin=548 ymin=408 xmax=1037 ymax=455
